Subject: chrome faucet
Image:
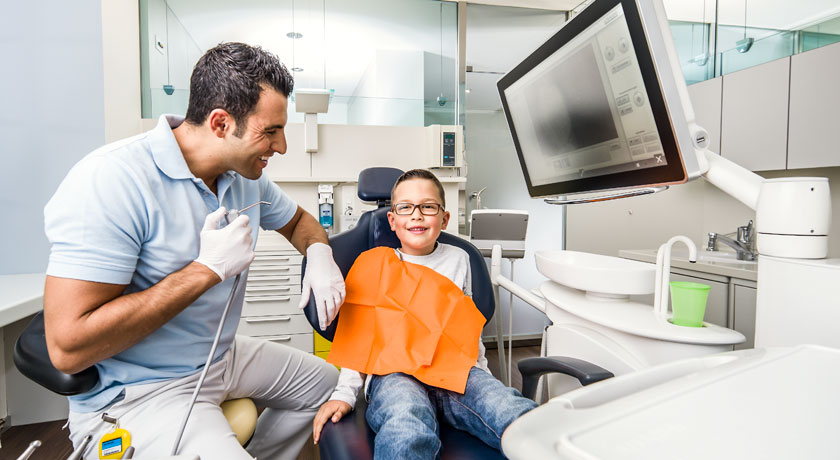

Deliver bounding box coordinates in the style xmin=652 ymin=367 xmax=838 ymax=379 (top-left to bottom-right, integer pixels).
xmin=707 ymin=220 xmax=756 ymax=261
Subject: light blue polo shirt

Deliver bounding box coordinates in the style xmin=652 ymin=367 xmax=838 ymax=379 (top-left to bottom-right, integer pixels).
xmin=44 ymin=115 xmax=298 ymax=412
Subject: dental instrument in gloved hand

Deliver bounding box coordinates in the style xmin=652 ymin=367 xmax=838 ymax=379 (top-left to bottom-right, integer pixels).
xmin=172 ymin=202 xmax=268 ymax=455
xmin=299 ymin=242 xmax=346 ymax=330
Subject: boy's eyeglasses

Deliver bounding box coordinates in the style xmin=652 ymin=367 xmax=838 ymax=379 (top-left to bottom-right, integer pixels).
xmin=391 ymin=202 xmax=443 ymax=216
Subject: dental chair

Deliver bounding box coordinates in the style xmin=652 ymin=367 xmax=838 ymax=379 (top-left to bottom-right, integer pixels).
xmin=13 ymin=313 xmax=259 ymax=449
xmin=301 ymin=167 xmax=615 ymax=460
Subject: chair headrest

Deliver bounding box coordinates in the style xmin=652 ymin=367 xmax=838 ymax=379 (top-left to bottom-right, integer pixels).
xmin=357 ymin=167 xmax=403 ymax=206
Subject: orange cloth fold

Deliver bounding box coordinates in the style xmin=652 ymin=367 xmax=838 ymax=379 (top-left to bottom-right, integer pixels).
xmin=326 ymin=247 xmax=485 ymax=393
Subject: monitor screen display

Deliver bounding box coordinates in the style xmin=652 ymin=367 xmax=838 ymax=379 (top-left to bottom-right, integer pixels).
xmin=498 ymin=0 xmax=688 ymax=198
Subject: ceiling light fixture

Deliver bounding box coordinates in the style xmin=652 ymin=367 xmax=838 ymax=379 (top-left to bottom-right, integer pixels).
xmin=286 ymin=32 xmax=303 ymax=39
xmin=291 ymin=67 xmax=304 ymax=72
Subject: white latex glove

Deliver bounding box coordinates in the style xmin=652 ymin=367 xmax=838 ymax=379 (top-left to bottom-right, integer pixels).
xmin=195 ymin=207 xmax=255 ymax=281
xmin=299 ymin=242 xmax=346 ymax=330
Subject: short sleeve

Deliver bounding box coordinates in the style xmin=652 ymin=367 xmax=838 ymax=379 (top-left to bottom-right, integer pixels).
xmin=258 ymin=175 xmax=299 ymax=231
xmin=44 ymin=155 xmax=146 ymax=285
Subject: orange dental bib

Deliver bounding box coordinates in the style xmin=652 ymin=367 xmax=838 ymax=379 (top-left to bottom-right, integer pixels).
xmin=327 ymin=247 xmax=485 ymax=393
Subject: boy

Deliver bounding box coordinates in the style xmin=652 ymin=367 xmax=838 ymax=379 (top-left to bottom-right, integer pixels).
xmin=312 ymin=169 xmax=537 ymax=459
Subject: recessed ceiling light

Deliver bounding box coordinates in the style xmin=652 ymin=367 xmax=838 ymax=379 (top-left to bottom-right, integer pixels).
xmin=291 ymin=67 xmax=304 ymax=72
xmin=286 ymin=32 xmax=303 ymax=39
xmin=465 ymin=88 xmax=471 ymax=94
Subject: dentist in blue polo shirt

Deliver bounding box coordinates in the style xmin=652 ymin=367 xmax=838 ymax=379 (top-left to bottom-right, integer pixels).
xmin=42 ymin=42 xmax=344 ymax=459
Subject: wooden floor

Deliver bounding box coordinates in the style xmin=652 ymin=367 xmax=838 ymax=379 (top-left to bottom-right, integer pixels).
xmin=0 ymin=346 xmax=540 ymax=459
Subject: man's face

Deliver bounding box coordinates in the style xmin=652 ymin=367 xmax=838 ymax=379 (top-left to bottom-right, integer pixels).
xmin=387 ymin=178 xmax=449 ymax=257
xmin=226 ymin=88 xmax=289 ymax=180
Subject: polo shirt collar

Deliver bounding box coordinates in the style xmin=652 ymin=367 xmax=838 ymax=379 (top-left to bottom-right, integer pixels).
xmin=148 ymin=114 xmax=195 ymax=180
xmin=148 ymin=114 xmax=239 ymax=185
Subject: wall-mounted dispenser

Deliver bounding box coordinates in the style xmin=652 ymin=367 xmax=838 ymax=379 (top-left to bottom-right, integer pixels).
xmin=425 ymin=125 xmax=464 ymax=169
xmin=318 ymin=184 xmax=334 ymax=231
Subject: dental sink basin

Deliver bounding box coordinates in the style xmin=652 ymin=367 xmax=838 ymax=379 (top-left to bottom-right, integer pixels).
xmin=671 ymin=249 xmax=757 ymax=265
xmin=535 ymin=250 xmax=655 ymax=296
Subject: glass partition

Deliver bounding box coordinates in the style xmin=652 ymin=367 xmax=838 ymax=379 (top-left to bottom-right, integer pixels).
xmin=140 ymin=0 xmax=458 ymax=127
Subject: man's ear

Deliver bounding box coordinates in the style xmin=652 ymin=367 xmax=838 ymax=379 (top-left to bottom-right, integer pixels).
xmin=207 ymin=109 xmax=233 ymax=138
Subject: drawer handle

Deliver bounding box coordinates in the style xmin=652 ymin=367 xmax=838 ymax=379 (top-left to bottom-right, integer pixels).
xmin=253 ymin=266 xmax=291 ymax=272
xmin=246 ymin=284 xmax=292 ymax=294
xmin=245 ymin=316 xmax=292 ymax=323
xmin=245 ymin=296 xmax=292 ymax=302
xmin=259 ymin=256 xmax=290 ymax=262
xmin=268 ymin=336 xmax=292 ymax=342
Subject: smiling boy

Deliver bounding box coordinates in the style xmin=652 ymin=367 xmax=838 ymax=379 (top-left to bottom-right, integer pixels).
xmin=312 ymin=169 xmax=537 ymax=459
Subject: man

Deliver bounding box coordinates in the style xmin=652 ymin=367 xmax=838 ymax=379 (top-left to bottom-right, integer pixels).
xmin=43 ymin=42 xmax=344 ymax=459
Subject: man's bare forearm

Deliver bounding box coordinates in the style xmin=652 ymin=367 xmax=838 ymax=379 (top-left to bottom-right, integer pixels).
xmin=277 ymin=206 xmax=329 ymax=254
xmin=45 ymin=262 xmax=220 ymax=374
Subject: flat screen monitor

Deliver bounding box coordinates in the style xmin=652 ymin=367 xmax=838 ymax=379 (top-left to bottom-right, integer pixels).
xmin=498 ymin=0 xmax=700 ymax=198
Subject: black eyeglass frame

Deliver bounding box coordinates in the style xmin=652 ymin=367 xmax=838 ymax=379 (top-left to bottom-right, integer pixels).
xmin=390 ymin=202 xmax=445 ymax=216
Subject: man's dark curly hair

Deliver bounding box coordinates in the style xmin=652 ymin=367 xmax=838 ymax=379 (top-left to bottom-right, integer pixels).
xmin=185 ymin=42 xmax=293 ymax=137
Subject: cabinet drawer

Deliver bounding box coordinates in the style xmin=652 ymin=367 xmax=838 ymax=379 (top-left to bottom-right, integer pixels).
xmin=243 ymin=295 xmax=302 ymax=316
xmin=238 ymin=314 xmax=311 ymax=336
xmin=246 ymin=277 xmax=302 ymax=292
xmin=252 ymin=254 xmax=303 ymax=267
xmin=261 ymin=333 xmax=314 ymax=353
xmin=249 ymin=265 xmax=302 ymax=277
xmin=245 ymin=284 xmax=301 ymax=296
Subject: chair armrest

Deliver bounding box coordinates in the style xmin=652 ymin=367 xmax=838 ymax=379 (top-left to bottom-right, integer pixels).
xmin=518 ymin=356 xmax=614 ymax=400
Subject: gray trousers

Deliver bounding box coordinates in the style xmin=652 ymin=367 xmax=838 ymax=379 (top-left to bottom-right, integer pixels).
xmin=68 ymin=335 xmax=339 ymax=460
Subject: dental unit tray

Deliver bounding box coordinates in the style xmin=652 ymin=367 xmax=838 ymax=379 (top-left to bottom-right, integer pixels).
xmin=470 ymin=209 xmax=529 ymax=259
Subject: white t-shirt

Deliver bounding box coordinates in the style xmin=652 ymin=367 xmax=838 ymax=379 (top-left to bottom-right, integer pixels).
xmin=328 ymin=243 xmax=490 ymax=407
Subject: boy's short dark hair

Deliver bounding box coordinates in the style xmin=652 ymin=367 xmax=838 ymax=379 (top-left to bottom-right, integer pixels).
xmin=185 ymin=42 xmax=294 ymax=137
xmin=391 ymin=169 xmax=446 ymax=208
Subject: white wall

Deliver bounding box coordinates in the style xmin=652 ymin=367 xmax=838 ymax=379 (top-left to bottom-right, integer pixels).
xmin=466 ymin=111 xmax=557 ymax=338
xmin=0 ymin=0 xmax=106 ymax=275
xmin=347 ymin=50 xmax=425 ymax=126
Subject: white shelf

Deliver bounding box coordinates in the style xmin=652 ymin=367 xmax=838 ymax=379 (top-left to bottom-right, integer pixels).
xmin=0 ymin=273 xmax=46 ymax=328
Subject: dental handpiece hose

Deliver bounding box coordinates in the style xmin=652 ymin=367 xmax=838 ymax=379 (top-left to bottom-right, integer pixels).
xmin=171 ymin=272 xmax=241 ymax=455
xmin=171 ymin=203 xmax=266 ymax=455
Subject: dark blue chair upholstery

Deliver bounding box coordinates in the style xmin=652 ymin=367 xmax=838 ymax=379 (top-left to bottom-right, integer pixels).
xmin=303 ymin=168 xmax=505 ymax=460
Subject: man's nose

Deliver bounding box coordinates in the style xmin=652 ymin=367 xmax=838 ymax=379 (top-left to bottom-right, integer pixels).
xmin=273 ymin=132 xmax=287 ymax=155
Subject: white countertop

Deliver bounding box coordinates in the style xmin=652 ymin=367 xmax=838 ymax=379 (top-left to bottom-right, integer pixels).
xmin=619 ymin=249 xmax=757 ymax=281
xmin=0 ymin=273 xmax=46 ymax=327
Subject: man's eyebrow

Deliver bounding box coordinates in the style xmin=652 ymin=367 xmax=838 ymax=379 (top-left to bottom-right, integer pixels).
xmin=264 ymin=124 xmax=284 ymax=131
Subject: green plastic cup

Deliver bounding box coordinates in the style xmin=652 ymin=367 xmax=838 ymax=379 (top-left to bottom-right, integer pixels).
xmin=669 ymin=281 xmax=711 ymax=327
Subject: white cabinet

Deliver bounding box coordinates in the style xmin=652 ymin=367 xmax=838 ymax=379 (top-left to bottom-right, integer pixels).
xmin=238 ymin=231 xmax=313 ymax=353
xmin=732 ymin=282 xmax=757 ymax=350
xmin=720 ymin=56 xmax=790 ymax=171
xmin=787 ymin=41 xmax=840 ymax=169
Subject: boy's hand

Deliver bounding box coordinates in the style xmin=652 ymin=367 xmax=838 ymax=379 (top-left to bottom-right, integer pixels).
xmin=313 ymin=400 xmax=352 ymax=444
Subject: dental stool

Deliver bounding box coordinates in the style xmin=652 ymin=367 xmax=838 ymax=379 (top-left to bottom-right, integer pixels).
xmin=301 ymin=167 xmax=615 ymax=460
xmin=13 ymin=312 xmax=258 ymax=446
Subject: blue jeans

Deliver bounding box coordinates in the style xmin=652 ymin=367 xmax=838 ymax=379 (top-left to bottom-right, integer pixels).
xmin=365 ymin=367 xmax=538 ymax=460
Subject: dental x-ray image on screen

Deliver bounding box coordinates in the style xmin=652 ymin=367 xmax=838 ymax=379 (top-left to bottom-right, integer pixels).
xmin=499 ymin=0 xmax=691 ymax=198
xmin=523 ymin=43 xmax=618 ymax=167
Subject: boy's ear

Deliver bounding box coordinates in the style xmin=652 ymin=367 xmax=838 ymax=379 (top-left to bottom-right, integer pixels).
xmin=440 ymin=210 xmax=450 ymax=230
xmin=387 ymin=211 xmax=396 ymax=230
